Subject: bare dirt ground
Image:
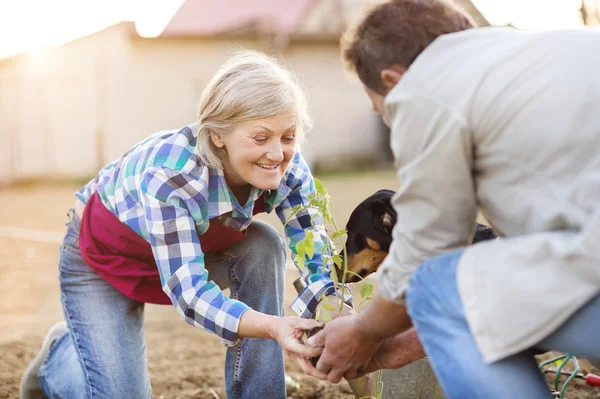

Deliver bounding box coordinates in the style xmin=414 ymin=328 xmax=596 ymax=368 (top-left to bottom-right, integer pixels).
xmin=1 ymin=171 xmax=598 ymax=399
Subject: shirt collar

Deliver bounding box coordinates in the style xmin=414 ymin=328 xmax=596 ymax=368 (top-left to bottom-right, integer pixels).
xmin=207 ymin=166 xmax=263 ymax=217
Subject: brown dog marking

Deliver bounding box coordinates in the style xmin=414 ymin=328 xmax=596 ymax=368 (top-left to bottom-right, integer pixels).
xmin=365 ymin=238 xmax=381 ymax=251
xmin=341 ymin=238 xmax=388 ymax=282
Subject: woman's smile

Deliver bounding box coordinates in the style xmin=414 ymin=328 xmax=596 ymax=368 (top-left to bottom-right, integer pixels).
xmin=256 ymin=162 xmax=280 ymax=171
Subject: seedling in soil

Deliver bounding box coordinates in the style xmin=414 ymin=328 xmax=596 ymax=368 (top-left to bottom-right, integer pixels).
xmin=286 ymin=178 xmax=375 ymax=317
xmin=286 ymin=178 xmax=382 ymax=398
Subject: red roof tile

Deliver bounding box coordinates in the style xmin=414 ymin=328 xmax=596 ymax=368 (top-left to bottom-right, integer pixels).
xmin=160 ymin=0 xmax=316 ymax=37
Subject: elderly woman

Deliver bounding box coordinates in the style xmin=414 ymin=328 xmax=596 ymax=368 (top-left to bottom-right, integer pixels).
xmin=20 ymin=51 xmax=350 ymax=399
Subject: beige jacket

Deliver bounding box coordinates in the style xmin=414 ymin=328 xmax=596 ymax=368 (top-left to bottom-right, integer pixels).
xmin=378 ymin=27 xmax=600 ymax=363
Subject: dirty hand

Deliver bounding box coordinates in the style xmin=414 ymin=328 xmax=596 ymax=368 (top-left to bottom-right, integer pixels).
xmin=306 ymin=316 xmax=383 ymax=383
xmin=270 ymin=316 xmax=324 ymax=359
xmin=286 ymin=296 xmax=356 ymax=380
xmin=356 ymin=327 xmax=426 ymax=378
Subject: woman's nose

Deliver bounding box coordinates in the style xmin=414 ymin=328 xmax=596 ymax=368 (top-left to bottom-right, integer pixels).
xmin=266 ymin=142 xmax=284 ymax=162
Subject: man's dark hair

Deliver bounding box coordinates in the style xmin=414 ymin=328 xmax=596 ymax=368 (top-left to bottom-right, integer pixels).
xmin=341 ymin=0 xmax=475 ymax=93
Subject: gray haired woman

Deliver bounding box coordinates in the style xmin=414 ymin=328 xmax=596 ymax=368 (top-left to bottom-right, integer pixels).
xmin=21 ymin=51 xmax=352 ymax=399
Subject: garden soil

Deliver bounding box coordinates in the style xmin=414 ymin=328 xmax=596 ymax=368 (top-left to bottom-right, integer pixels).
xmin=1 ymin=177 xmax=598 ymax=399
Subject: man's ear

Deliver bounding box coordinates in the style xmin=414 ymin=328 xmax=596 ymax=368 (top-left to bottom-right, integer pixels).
xmin=380 ymin=65 xmax=406 ymax=92
xmin=210 ymin=132 xmax=225 ymax=149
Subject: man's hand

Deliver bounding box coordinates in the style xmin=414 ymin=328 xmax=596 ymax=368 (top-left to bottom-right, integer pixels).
xmin=304 ymin=290 xmax=413 ymax=383
xmin=307 ymin=316 xmax=384 ymax=383
xmin=358 ymin=327 xmax=425 ymax=376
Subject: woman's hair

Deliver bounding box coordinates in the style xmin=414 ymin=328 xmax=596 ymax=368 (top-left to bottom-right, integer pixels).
xmin=341 ymin=0 xmax=475 ymax=94
xmin=197 ymin=50 xmax=311 ymax=169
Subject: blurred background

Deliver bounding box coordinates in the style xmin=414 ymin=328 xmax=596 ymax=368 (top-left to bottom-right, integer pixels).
xmin=0 ymin=0 xmax=597 ymax=186
xmin=1 ymin=2 xmax=600 ymax=398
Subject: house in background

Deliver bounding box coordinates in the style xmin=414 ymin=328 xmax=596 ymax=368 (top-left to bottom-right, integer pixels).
xmin=0 ymin=0 xmax=488 ymax=185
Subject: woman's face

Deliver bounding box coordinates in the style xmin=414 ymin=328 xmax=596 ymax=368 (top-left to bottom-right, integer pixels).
xmin=211 ymin=114 xmax=298 ymax=191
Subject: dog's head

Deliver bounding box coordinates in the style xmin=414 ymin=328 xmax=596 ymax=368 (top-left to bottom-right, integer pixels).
xmin=336 ymin=189 xmax=497 ymax=283
xmin=337 ymin=189 xmax=396 ymax=283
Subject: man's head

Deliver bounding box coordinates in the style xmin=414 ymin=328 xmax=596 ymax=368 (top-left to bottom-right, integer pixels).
xmin=341 ymin=0 xmax=475 ymax=124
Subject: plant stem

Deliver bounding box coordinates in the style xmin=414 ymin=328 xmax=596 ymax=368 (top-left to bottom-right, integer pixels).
xmin=328 ymin=204 xmax=348 ymax=316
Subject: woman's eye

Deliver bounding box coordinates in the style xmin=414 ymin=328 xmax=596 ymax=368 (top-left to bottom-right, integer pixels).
xmin=254 ymin=136 xmax=268 ymax=143
xmin=282 ymin=134 xmax=296 ymax=143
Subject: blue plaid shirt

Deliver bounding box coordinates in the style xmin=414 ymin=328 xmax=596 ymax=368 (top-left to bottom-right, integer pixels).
xmin=76 ymin=124 xmax=352 ymax=345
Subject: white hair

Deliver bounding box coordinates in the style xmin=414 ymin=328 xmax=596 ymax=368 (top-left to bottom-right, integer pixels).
xmin=197 ymin=50 xmax=312 ymax=169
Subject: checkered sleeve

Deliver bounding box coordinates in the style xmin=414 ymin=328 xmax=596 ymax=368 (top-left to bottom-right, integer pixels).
xmin=140 ymin=166 xmax=250 ymax=345
xmin=276 ymin=154 xmax=353 ymax=319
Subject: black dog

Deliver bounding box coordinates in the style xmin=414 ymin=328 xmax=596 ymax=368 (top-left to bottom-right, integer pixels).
xmin=338 ymin=189 xmax=497 ymax=283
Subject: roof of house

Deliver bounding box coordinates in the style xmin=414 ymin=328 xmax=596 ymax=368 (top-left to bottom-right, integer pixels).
xmin=159 ymin=0 xmax=317 ymax=37
xmin=159 ymin=0 xmax=489 ymax=39
xmin=0 ymin=0 xmax=490 ymax=64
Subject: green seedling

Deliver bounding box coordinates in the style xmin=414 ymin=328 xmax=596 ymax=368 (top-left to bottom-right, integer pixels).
xmin=285 ymin=178 xmax=382 ymax=397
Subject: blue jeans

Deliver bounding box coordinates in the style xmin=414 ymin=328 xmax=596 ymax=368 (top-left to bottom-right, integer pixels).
xmin=39 ymin=210 xmax=287 ymax=399
xmin=406 ymin=249 xmax=600 ymax=399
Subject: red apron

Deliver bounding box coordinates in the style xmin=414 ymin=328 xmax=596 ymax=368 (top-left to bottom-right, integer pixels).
xmin=78 ymin=191 xmax=266 ymax=304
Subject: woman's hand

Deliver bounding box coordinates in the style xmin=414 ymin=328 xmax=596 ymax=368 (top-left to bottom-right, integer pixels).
xmin=269 ymin=316 xmax=324 ymax=358
xmin=238 ymin=310 xmax=327 ymax=377
xmin=271 ymin=316 xmax=331 ymax=379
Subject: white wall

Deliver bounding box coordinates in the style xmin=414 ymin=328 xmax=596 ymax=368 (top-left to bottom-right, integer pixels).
xmin=284 ymin=42 xmax=384 ymax=168
xmin=107 ymin=37 xmax=263 ymax=161
xmin=118 ymin=38 xmax=383 ymax=169
xmin=0 ymin=29 xmax=385 ymax=184
xmin=0 ymin=23 xmax=132 ymax=183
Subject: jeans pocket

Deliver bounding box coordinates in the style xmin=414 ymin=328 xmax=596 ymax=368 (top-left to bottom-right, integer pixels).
xmin=59 ymin=218 xmax=89 ymax=278
xmin=61 ymin=209 xmax=81 ymax=256
xmin=62 ymin=234 xmax=81 ymax=256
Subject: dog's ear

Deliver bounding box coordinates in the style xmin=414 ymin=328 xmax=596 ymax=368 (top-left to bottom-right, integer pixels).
xmin=378 ymin=190 xmax=396 ymax=233
xmin=382 ymin=212 xmax=394 ymax=233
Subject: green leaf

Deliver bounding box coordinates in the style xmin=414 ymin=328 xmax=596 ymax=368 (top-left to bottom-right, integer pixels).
xmin=284 ymin=205 xmax=303 ymax=226
xmin=304 ymin=232 xmax=315 ymax=259
xmin=331 ymin=230 xmax=347 ymax=239
xmin=320 ymin=293 xmax=339 ymax=313
xmin=295 ymin=240 xmax=305 ymax=260
xmin=360 ymin=282 xmax=374 ymax=301
xmin=314 ymin=178 xmax=327 ymax=196
xmin=332 ymin=254 xmax=343 ymax=269
xmin=320 ymin=310 xmax=332 ymax=323
xmin=294 ymin=254 xmax=305 ymax=272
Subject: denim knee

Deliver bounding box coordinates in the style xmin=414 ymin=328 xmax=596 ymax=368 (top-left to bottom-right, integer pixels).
xmin=406 ymin=264 xmax=433 ymax=322
xmin=245 ymin=221 xmax=286 ymax=264
xmin=406 ymin=249 xmax=465 ymax=322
